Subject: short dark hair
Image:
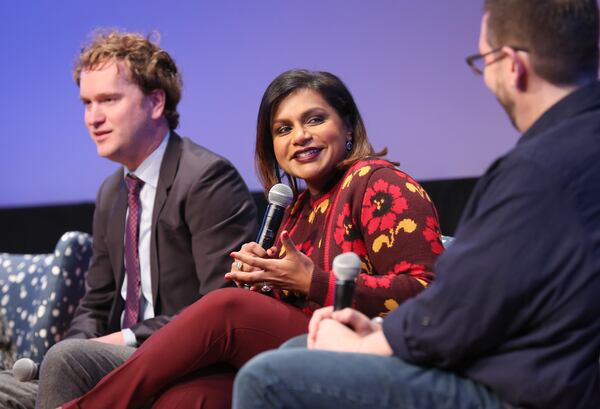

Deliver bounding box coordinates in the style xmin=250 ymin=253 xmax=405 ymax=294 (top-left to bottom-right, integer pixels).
xmin=484 ymin=0 xmax=599 ymax=85
xmin=255 ymin=69 xmax=387 ymax=194
xmin=74 ymin=30 xmax=183 ymax=129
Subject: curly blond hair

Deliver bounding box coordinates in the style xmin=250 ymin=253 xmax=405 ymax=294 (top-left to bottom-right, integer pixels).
xmin=74 ymin=30 xmax=183 ymax=129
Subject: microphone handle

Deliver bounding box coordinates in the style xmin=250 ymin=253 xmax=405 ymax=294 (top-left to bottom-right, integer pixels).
xmin=334 ymin=281 xmax=356 ymax=311
xmin=256 ymin=203 xmax=285 ymax=249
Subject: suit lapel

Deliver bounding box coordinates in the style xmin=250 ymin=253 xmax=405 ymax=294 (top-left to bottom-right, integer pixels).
xmin=150 ymin=132 xmax=182 ymax=303
xmin=109 ymin=179 xmax=128 ymax=290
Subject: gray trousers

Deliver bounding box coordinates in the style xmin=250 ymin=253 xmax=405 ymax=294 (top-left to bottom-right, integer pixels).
xmin=35 ymin=339 xmax=136 ymax=409
xmin=0 ymin=370 xmax=37 ymax=409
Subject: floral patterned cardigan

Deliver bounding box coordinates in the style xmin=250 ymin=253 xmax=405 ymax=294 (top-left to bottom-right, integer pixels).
xmin=275 ymin=158 xmax=443 ymax=318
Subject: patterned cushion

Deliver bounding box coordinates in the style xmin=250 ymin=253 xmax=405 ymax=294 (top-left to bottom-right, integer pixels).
xmin=0 ymin=311 xmax=16 ymax=370
xmin=0 ymin=231 xmax=92 ymax=364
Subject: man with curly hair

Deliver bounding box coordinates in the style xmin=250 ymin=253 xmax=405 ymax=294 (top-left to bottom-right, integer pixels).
xmin=1 ymin=30 xmax=257 ymax=409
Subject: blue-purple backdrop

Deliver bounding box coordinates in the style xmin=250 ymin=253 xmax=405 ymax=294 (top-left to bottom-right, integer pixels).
xmin=1 ymin=0 xmax=519 ymax=208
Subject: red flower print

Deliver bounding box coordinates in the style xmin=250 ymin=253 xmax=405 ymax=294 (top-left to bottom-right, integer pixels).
xmin=362 ymin=274 xmax=394 ymax=289
xmin=298 ymin=240 xmax=314 ymax=257
xmin=334 ymin=204 xmax=367 ymax=256
xmin=390 ymin=261 xmax=426 ymax=278
xmin=387 ymin=260 xmax=433 ymax=286
xmin=422 ymin=216 xmax=443 ymax=255
xmin=361 ymin=179 xmax=408 ymax=235
xmin=363 ymin=261 xmax=432 ymax=290
xmin=393 ymin=260 xmax=421 ymax=273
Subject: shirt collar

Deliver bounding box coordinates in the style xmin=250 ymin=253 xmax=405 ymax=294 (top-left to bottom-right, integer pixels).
xmin=123 ymin=131 xmax=170 ymax=189
xmin=519 ymin=81 xmax=600 ymax=145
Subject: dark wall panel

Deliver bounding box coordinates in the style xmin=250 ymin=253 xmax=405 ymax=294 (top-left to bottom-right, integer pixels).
xmin=0 ymin=178 xmax=477 ymax=254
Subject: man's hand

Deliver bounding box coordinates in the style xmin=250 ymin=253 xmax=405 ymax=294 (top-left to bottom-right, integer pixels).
xmin=308 ymin=306 xmax=394 ymax=356
xmin=92 ymin=331 xmax=126 ymax=346
xmin=310 ymin=318 xmax=364 ymax=352
xmin=308 ymin=307 xmax=379 ymax=347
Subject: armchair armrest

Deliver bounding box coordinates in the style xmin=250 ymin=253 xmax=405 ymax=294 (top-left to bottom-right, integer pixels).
xmin=0 ymin=231 xmax=92 ymax=364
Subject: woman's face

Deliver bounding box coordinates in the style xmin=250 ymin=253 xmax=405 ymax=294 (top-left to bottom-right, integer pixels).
xmin=271 ymin=88 xmax=351 ymax=194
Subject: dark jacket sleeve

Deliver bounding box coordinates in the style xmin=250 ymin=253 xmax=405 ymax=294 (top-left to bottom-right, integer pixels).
xmin=64 ymin=176 xmax=119 ymax=339
xmin=382 ymin=159 xmax=576 ymax=368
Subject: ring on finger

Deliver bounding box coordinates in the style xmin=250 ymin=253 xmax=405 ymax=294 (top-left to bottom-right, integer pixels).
xmin=235 ymin=260 xmax=243 ymax=270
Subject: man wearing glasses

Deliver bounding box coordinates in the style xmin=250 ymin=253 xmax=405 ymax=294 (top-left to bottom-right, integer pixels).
xmin=232 ymin=1 xmax=600 ymax=408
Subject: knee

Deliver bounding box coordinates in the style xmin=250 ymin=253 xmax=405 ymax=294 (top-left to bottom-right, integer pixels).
xmin=234 ymin=351 xmax=281 ymax=400
xmin=196 ymin=287 xmax=249 ymax=313
xmin=279 ymin=334 xmax=308 ymax=349
xmin=235 ymin=350 xmax=298 ymax=409
xmin=43 ymin=338 xmax=88 ymax=364
xmin=233 ymin=357 xmax=264 ymax=408
xmin=40 ymin=339 xmax=89 ymax=378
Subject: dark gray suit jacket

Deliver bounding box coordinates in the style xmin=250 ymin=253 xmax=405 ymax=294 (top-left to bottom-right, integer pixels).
xmin=65 ymin=132 xmax=257 ymax=343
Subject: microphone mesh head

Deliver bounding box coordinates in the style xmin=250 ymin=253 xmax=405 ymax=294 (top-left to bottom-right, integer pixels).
xmin=333 ymin=252 xmax=361 ymax=281
xmin=13 ymin=358 xmax=36 ymax=382
xmin=268 ymin=183 xmax=293 ymax=208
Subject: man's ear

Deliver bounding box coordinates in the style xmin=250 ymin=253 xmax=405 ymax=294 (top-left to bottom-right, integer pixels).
xmin=504 ymin=46 xmax=528 ymax=91
xmin=149 ymin=89 xmax=166 ymax=120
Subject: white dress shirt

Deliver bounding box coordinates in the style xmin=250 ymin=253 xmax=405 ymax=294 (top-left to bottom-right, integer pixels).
xmin=120 ymin=132 xmax=169 ymax=346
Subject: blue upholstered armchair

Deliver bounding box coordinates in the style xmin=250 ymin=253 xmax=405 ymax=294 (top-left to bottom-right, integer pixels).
xmin=0 ymin=231 xmax=92 ymax=369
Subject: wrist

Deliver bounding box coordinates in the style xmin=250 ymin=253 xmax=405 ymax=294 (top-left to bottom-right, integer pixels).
xmin=357 ymin=330 xmax=393 ymax=356
xmin=302 ymin=264 xmax=314 ymax=294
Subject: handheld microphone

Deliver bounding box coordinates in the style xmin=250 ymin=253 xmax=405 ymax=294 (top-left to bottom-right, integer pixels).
xmin=256 ymin=183 xmax=294 ymax=249
xmin=251 ymin=183 xmax=293 ymax=293
xmin=332 ymin=252 xmax=361 ymax=311
xmin=13 ymin=358 xmax=39 ymax=381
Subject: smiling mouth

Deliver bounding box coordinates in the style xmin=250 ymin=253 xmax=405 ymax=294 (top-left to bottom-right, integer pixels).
xmin=293 ymin=147 xmax=323 ymax=161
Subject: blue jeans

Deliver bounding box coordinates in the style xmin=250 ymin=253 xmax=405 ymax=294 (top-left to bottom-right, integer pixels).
xmin=233 ymin=347 xmax=508 ymax=409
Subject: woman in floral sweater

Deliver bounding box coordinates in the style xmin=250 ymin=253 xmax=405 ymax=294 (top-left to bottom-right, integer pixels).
xmin=58 ymin=69 xmax=442 ymax=409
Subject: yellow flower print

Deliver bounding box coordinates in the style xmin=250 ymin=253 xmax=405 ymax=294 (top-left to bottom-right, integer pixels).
xmin=384 ymin=298 xmax=400 ymax=315
xmin=308 ymin=199 xmax=329 ymax=224
xmin=395 ymin=218 xmax=417 ymax=234
xmin=342 ymin=174 xmax=354 ymax=189
xmin=372 ymin=218 xmax=417 ymax=253
xmin=405 ymin=182 xmax=432 ymax=202
xmin=357 ymin=166 xmax=371 ymax=177
xmin=342 ymin=166 xmax=371 ymax=189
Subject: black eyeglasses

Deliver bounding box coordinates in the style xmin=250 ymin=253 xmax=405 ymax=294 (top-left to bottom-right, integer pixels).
xmin=466 ymin=47 xmax=529 ymax=75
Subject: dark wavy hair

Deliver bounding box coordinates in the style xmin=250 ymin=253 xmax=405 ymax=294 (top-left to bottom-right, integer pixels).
xmin=255 ymin=69 xmax=388 ymax=195
xmin=74 ymin=30 xmax=183 ymax=129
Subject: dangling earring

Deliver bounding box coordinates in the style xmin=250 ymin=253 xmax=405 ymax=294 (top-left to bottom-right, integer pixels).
xmin=345 ymin=139 xmax=353 ymax=152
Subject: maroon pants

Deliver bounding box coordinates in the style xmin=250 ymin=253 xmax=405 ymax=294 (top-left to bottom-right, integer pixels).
xmin=62 ymin=288 xmax=310 ymax=409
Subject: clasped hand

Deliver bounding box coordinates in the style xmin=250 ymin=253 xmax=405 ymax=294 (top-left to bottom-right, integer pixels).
xmin=225 ymin=231 xmax=314 ymax=294
xmin=307 ymin=306 xmax=393 ymax=356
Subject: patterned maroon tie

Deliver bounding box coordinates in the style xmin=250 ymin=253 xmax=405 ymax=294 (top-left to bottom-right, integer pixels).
xmin=123 ymin=174 xmax=145 ymax=329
